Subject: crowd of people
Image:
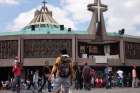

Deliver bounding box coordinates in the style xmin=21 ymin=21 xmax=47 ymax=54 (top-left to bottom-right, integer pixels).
xmin=0 ymin=49 xmax=140 ymax=93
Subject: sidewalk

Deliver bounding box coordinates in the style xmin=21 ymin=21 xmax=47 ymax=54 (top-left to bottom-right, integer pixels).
xmin=0 ymin=88 xmax=140 ymax=93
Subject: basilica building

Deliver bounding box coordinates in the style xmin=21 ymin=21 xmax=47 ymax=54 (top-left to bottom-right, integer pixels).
xmin=0 ymin=0 xmax=140 ymax=80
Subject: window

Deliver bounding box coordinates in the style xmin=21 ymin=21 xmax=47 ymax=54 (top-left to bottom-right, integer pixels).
xmin=24 ymin=39 xmax=72 ymax=58
xmin=0 ymin=40 xmax=18 ymax=59
xmin=125 ymin=42 xmax=140 ymax=59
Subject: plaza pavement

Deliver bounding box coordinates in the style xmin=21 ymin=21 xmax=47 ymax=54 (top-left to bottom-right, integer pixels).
xmin=0 ymin=88 xmax=140 ymax=93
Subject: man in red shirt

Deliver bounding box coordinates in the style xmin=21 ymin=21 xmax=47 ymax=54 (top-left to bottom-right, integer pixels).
xmin=12 ymin=57 xmax=22 ymax=92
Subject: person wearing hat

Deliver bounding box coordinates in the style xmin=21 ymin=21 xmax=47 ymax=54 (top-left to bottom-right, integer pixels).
xmin=12 ymin=57 xmax=22 ymax=92
xmin=49 ymin=48 xmax=74 ymax=93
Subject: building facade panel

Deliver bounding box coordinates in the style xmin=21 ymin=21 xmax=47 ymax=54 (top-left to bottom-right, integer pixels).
xmin=0 ymin=40 xmax=18 ymax=59
xmin=23 ymin=39 xmax=72 ymax=58
xmin=125 ymin=42 xmax=140 ymax=59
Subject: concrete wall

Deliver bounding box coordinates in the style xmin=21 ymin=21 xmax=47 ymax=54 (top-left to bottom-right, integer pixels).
xmin=125 ymin=59 xmax=140 ymax=66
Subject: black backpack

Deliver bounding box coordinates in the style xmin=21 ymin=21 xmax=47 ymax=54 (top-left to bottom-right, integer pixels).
xmin=59 ymin=56 xmax=71 ymax=77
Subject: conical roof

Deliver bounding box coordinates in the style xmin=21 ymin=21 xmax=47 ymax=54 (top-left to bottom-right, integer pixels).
xmin=29 ymin=6 xmax=58 ymax=26
xmin=23 ymin=1 xmax=61 ymax=31
xmin=22 ymin=1 xmax=74 ymax=33
xmin=24 ymin=0 xmax=58 ymax=27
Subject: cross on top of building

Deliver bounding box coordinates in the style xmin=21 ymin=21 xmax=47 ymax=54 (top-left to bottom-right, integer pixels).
xmin=42 ymin=0 xmax=47 ymax=8
xmin=88 ymin=0 xmax=107 ymax=22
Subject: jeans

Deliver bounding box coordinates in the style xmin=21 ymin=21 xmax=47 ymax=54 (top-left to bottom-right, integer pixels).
xmin=52 ymin=77 xmax=70 ymax=93
xmin=132 ymin=78 xmax=137 ymax=88
xmin=12 ymin=76 xmax=21 ymax=91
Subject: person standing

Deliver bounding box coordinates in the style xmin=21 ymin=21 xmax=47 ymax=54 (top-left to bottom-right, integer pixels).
xmin=108 ymin=70 xmax=113 ymax=88
xmin=27 ymin=70 xmax=34 ymax=90
xmin=132 ymin=65 xmax=137 ymax=88
xmin=74 ymin=62 xmax=81 ymax=90
xmin=104 ymin=65 xmax=109 ymax=89
xmin=82 ymin=62 xmax=91 ymax=90
xmin=90 ymin=68 xmax=96 ymax=88
xmin=12 ymin=57 xmax=22 ymax=92
xmin=117 ymin=69 xmax=123 ymax=87
xmin=33 ymin=70 xmax=39 ymax=91
xmin=49 ymin=48 xmax=73 ymax=93
xmin=38 ymin=63 xmax=50 ymax=92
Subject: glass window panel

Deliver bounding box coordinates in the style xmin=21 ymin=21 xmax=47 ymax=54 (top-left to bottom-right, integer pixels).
xmin=0 ymin=40 xmax=18 ymax=59
xmin=24 ymin=39 xmax=72 ymax=58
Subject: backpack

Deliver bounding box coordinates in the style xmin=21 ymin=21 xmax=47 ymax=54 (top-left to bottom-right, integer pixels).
xmin=83 ymin=66 xmax=91 ymax=79
xmin=59 ymin=55 xmax=71 ymax=77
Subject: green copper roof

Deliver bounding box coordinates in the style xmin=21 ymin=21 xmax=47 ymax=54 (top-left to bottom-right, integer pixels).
xmin=0 ymin=26 xmax=120 ymax=36
xmin=22 ymin=26 xmax=88 ymax=35
xmin=0 ymin=26 xmax=89 ymax=36
xmin=0 ymin=21 xmax=121 ymax=36
xmin=0 ymin=23 xmax=120 ymax=36
xmin=107 ymin=32 xmax=120 ymax=36
xmin=0 ymin=31 xmax=22 ymax=36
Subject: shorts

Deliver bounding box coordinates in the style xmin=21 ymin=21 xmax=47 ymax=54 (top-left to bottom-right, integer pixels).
xmin=52 ymin=77 xmax=70 ymax=93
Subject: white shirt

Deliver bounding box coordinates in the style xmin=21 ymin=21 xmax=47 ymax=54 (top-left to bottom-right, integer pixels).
xmin=117 ymin=70 xmax=123 ymax=78
xmin=33 ymin=72 xmax=39 ymax=83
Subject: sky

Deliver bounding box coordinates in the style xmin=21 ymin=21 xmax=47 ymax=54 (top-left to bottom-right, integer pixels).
xmin=0 ymin=0 xmax=140 ymax=36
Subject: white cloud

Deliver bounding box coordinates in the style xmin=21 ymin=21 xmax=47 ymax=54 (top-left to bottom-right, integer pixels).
xmin=104 ymin=0 xmax=140 ymax=36
xmin=0 ymin=0 xmax=19 ymax=5
xmin=124 ymin=0 xmax=140 ymax=8
xmin=7 ymin=9 xmax=35 ymax=31
xmin=60 ymin=0 xmax=92 ymax=22
xmin=48 ymin=5 xmax=76 ymax=29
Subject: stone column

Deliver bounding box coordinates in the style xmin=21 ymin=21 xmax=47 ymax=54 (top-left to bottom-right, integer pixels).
xmin=72 ymin=36 xmax=76 ymax=62
xmin=120 ymin=37 xmax=125 ymax=64
xmin=104 ymin=45 xmax=110 ymax=56
xmin=18 ymin=37 xmax=24 ymax=64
